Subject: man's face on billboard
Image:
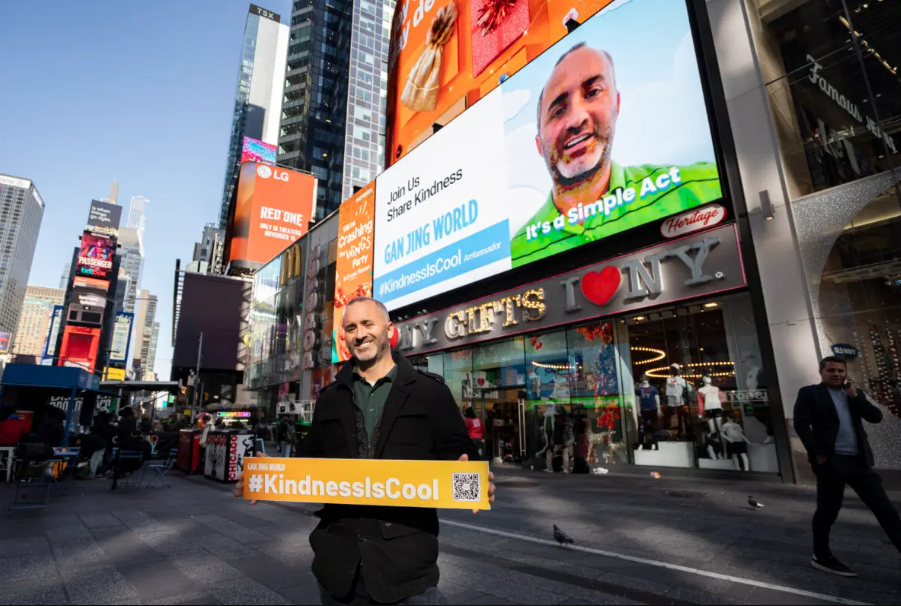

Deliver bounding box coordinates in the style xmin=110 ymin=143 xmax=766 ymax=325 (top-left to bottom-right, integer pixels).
xmin=536 ymin=46 xmax=620 ymax=184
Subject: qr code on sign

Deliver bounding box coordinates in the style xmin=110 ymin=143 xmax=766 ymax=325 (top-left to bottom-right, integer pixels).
xmin=452 ymin=473 xmax=480 ymax=502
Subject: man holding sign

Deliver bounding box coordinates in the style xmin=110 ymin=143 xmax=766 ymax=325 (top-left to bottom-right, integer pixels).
xmin=236 ymin=297 xmax=495 ymax=604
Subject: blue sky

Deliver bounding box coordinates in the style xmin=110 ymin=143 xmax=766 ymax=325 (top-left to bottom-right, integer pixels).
xmin=0 ymin=0 xmax=289 ymax=380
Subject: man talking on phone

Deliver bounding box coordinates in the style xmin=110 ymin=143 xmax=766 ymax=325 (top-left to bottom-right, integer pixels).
xmin=235 ymin=297 xmax=495 ymax=604
xmin=794 ymin=356 xmax=901 ymax=577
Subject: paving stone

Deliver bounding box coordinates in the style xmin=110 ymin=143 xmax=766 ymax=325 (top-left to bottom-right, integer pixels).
xmin=171 ymin=554 xmax=244 ymax=585
xmin=138 ymin=530 xmax=207 ymax=556
xmin=210 ymin=577 xmax=291 ymax=605
xmin=227 ymin=553 xmax=305 ymax=590
xmin=118 ymin=560 xmax=198 ymax=601
xmin=0 ymin=555 xmax=58 ymax=582
xmin=61 ymin=565 xmax=139 ymax=605
xmin=0 ymin=536 xmax=50 ymax=557
xmin=78 ymin=513 xmax=123 ymax=529
xmin=276 ymin=582 xmax=323 ymax=605
xmin=0 ymin=579 xmax=68 ymax=605
xmin=144 ymin=594 xmax=223 ymax=605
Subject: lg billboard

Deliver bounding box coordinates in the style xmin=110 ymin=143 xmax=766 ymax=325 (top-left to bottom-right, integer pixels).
xmin=229 ymin=162 xmax=317 ymax=267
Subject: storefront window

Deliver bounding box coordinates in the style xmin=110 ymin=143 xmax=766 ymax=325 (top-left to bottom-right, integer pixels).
xmin=472 ymin=338 xmax=525 ymax=464
xmin=749 ymin=0 xmax=901 ymax=470
xmin=624 ymin=294 xmax=777 ymax=472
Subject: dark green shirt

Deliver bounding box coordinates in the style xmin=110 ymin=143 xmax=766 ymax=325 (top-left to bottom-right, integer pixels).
xmin=510 ymin=161 xmax=722 ymax=268
xmin=352 ymin=365 xmax=397 ymax=442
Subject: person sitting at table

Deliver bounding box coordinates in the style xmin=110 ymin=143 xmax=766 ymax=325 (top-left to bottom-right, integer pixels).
xmin=35 ymin=408 xmax=66 ymax=448
xmin=117 ymin=408 xmax=151 ymax=459
xmin=73 ymin=432 xmax=106 ymax=479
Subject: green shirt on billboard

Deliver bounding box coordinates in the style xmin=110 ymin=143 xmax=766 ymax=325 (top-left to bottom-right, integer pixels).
xmin=510 ymin=161 xmax=722 ymax=268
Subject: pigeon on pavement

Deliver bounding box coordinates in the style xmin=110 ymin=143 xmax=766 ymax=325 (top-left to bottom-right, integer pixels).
xmin=553 ymin=524 xmax=575 ymax=546
xmin=748 ymin=496 xmax=765 ymax=510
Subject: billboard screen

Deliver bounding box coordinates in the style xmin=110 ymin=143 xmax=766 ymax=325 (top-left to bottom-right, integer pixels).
xmin=77 ymin=234 xmax=115 ymax=280
xmin=109 ymin=312 xmax=134 ymax=363
xmin=373 ymin=0 xmax=722 ymax=309
xmin=241 ymin=137 xmax=278 ymax=166
xmin=59 ymin=325 xmax=102 ymax=372
xmin=386 ymin=0 xmax=622 ymax=165
xmin=43 ymin=304 xmax=64 ymax=359
xmin=0 ymin=333 xmax=9 ymax=355
xmin=332 ymin=182 xmax=376 ymax=363
xmin=229 ymin=162 xmax=318 ymax=266
xmin=86 ymin=200 xmax=122 ymax=237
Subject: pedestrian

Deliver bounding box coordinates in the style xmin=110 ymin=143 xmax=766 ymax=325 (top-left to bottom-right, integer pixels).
xmin=0 ymin=412 xmax=30 ymax=446
xmin=464 ymin=407 xmax=484 ymax=460
xmin=546 ymin=410 xmax=573 ymax=473
xmin=277 ymin=414 xmax=295 ymax=458
xmin=234 ymin=297 xmax=495 ymax=605
xmin=794 ymin=355 xmax=901 ymax=577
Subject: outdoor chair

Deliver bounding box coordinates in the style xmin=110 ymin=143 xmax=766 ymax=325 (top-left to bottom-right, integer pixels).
xmin=7 ymin=460 xmax=55 ymax=515
xmin=110 ymin=449 xmax=146 ymax=491
xmin=146 ymin=448 xmax=177 ymax=489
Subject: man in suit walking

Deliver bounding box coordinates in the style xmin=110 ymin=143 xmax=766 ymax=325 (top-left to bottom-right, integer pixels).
xmin=794 ymin=356 xmax=901 ymax=577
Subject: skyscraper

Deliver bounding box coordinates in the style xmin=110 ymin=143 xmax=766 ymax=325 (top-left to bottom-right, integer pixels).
xmin=147 ymin=321 xmax=160 ymax=376
xmin=277 ymin=0 xmax=393 ymax=217
xmin=126 ymin=196 xmax=148 ymax=241
xmin=189 ymin=224 xmax=226 ymax=275
xmin=0 ymin=174 xmax=45 ymax=339
xmin=12 ymin=286 xmax=65 ymax=357
xmin=132 ymin=289 xmax=158 ymax=376
xmin=59 ymin=260 xmax=72 ymax=289
xmin=116 ymin=227 xmax=144 ymax=314
xmin=218 ymin=4 xmax=290 ymax=229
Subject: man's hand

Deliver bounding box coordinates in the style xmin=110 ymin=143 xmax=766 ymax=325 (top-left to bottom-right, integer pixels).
xmin=234 ymin=452 xmax=270 ymax=505
xmin=458 ymin=453 xmax=495 ymax=513
xmin=816 ymin=455 xmax=828 ymax=465
xmin=844 ymin=379 xmax=859 ymax=399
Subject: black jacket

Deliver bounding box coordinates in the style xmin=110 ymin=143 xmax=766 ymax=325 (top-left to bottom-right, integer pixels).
xmin=299 ymin=352 xmax=475 ymax=603
xmin=793 ymin=383 xmax=883 ymax=468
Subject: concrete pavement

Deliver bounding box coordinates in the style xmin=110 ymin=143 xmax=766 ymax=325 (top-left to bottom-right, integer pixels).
xmin=0 ymin=466 xmax=898 ymax=605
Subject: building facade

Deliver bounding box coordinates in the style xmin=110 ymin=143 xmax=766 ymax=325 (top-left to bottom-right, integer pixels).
xmin=0 ymin=174 xmax=45 ymax=341
xmin=116 ymin=227 xmax=143 ymax=314
xmin=126 ymin=196 xmax=148 ymax=240
xmin=132 ymin=289 xmax=158 ymax=377
xmin=12 ymin=286 xmax=65 ymax=357
xmin=277 ymin=0 xmax=393 ymax=218
xmin=218 ymin=4 xmax=290 ymax=229
xmin=189 ymin=224 xmax=226 ymax=275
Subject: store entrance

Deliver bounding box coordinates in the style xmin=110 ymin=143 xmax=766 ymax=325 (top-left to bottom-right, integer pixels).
xmin=475 ymin=387 xmax=525 ymax=465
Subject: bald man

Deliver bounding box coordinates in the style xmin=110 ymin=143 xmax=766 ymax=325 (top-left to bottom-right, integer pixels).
xmin=510 ymin=43 xmax=722 ymax=268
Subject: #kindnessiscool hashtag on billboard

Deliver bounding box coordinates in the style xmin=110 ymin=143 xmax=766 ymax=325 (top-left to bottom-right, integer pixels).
xmin=243 ymin=458 xmax=491 ymax=510
xmin=372 ymin=0 xmax=723 ymax=310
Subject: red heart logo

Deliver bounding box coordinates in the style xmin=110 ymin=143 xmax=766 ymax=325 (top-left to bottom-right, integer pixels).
xmin=478 ymin=378 xmax=485 ymax=386
xmin=581 ymin=266 xmax=622 ymax=306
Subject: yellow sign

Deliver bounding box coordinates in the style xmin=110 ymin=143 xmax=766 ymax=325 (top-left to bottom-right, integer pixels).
xmin=243 ymin=457 xmax=490 ymax=510
xmin=104 ymin=367 xmax=126 ymax=381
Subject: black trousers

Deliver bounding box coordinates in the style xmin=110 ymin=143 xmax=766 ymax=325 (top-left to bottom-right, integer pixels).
xmin=812 ymin=454 xmax=901 ymax=559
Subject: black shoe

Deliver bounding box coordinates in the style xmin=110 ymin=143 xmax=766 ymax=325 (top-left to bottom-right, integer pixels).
xmin=811 ymin=555 xmax=857 ymax=578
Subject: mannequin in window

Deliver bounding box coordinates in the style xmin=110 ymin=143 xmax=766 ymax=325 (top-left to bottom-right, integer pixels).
xmin=721 ymin=418 xmax=751 ymax=471
xmin=664 ymin=364 xmax=690 ymax=436
xmin=636 ymin=375 xmax=660 ymax=448
xmin=536 ymin=402 xmax=556 ymax=462
xmin=697 ymin=375 xmax=726 ymax=436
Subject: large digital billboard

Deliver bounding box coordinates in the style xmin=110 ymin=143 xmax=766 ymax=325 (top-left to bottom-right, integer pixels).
xmin=109 ymin=312 xmax=134 ymax=363
xmin=43 ymin=304 xmax=64 ymax=361
xmin=241 ymin=137 xmax=278 ymax=166
xmin=86 ymin=200 xmax=122 ymax=237
xmin=58 ymin=325 xmax=102 ymax=372
xmin=373 ymin=0 xmax=723 ymax=310
xmin=332 ymin=182 xmax=376 ymax=363
xmin=77 ymin=234 xmax=115 ymax=280
xmin=229 ymin=162 xmax=318 ymax=267
xmin=386 ymin=0 xmax=619 ymax=166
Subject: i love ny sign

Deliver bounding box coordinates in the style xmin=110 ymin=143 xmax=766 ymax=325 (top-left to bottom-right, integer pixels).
xmin=394 ymin=224 xmax=746 ymax=355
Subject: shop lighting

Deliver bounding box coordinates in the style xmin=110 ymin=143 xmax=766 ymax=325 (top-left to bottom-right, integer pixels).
xmin=532 ymin=361 xmax=572 ymax=370
xmin=838 ymin=15 xmax=897 ymax=76
xmin=631 ymin=346 xmax=666 ymax=366
xmin=633 ymin=316 xmax=646 ymax=322
xmin=703 ymin=302 xmax=719 ymax=308
xmin=645 ymin=361 xmax=735 ymax=379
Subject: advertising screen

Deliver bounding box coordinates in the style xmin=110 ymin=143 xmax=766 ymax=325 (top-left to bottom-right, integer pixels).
xmin=241 ymin=137 xmax=278 ymax=166
xmin=59 ymin=325 xmax=102 ymax=372
xmin=109 ymin=312 xmax=134 ymax=363
xmin=373 ymin=0 xmax=723 ymax=309
xmin=77 ymin=234 xmax=115 ymax=280
xmin=0 ymin=333 xmax=9 ymax=355
xmin=86 ymin=200 xmax=123 ymax=237
xmin=43 ymin=305 xmax=64 ymax=359
xmin=229 ymin=162 xmax=318 ymax=266
xmin=332 ymin=183 xmax=376 ymax=362
xmin=386 ymin=0 xmax=619 ymax=166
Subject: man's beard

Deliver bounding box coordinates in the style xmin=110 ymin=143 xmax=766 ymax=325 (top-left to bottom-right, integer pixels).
xmin=352 ymin=338 xmax=383 ymax=362
xmin=548 ymin=126 xmax=614 ymax=187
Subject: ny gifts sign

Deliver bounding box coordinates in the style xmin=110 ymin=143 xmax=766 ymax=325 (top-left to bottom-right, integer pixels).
xmin=394 ymin=224 xmax=745 ymax=354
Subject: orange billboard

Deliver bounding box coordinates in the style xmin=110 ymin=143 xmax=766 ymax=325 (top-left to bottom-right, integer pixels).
xmin=386 ymin=0 xmax=615 ymax=166
xmin=229 ymin=162 xmax=317 ymax=266
xmin=332 ymin=182 xmax=376 ymax=363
